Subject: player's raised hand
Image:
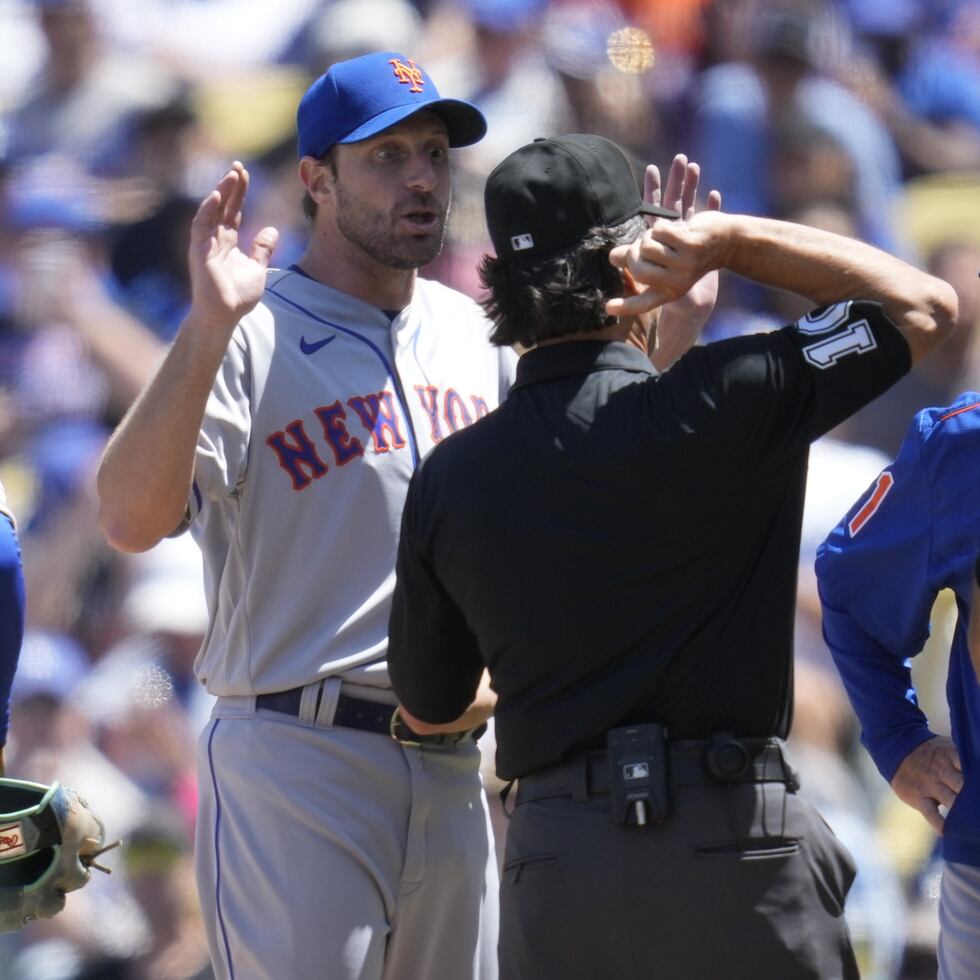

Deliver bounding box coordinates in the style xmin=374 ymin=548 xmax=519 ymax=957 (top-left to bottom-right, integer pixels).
xmin=621 ymin=154 xmax=722 ymax=367
xmin=188 ymin=162 xmax=279 ymax=332
xmin=891 ymin=735 xmax=963 ymax=835
xmin=654 ymin=154 xmax=722 ymax=313
xmin=646 ymin=153 xmax=721 ymax=222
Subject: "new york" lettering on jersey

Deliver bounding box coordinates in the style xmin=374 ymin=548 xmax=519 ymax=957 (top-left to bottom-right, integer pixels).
xmin=266 ymin=385 xmax=491 ymax=490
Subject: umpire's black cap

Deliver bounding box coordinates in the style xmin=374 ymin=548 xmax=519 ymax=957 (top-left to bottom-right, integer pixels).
xmin=484 ymin=134 xmax=678 ymax=260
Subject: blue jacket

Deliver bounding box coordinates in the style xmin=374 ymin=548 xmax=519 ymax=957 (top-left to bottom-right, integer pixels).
xmin=816 ymin=392 xmax=980 ymax=866
xmin=0 ymin=511 xmax=24 ymax=744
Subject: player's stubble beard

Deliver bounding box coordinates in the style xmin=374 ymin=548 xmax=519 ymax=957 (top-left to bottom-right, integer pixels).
xmin=333 ymin=183 xmax=450 ymax=271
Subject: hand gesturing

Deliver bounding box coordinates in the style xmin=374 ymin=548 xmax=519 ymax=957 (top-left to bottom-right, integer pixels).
xmin=188 ymin=161 xmax=279 ymax=332
xmin=610 ymin=154 xmax=722 ymax=367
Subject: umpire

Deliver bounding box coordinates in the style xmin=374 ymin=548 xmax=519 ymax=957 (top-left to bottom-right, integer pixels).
xmin=387 ymin=134 xmax=958 ymax=980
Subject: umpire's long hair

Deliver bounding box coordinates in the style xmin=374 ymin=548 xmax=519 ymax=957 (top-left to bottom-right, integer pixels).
xmin=479 ymin=215 xmax=645 ymax=349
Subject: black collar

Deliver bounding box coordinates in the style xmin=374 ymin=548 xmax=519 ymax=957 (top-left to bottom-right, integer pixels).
xmin=512 ymin=340 xmax=657 ymax=392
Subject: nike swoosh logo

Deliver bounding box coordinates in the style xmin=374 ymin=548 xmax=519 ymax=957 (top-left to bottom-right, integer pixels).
xmin=299 ymin=335 xmax=337 ymax=355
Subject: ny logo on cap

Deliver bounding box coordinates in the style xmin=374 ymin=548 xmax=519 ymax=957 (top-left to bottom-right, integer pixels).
xmin=511 ymin=234 xmax=534 ymax=251
xmin=389 ymin=58 xmax=425 ymax=93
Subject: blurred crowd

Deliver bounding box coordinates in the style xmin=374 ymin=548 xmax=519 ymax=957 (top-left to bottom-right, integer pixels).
xmin=0 ymin=0 xmax=977 ymax=976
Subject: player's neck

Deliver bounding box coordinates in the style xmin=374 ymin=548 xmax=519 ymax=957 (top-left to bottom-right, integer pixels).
xmin=298 ymin=237 xmax=417 ymax=312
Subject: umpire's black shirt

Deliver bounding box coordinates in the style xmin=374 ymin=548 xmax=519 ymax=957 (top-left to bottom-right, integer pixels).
xmin=388 ymin=301 xmax=911 ymax=779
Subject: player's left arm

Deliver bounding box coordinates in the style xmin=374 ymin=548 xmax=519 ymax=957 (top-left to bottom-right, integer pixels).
xmin=816 ymin=404 xmax=977 ymax=831
xmin=819 ymin=549 xmax=964 ymax=836
xmin=816 ymin=419 xmax=936 ymax=771
xmin=818 ymin=594 xmax=936 ymax=780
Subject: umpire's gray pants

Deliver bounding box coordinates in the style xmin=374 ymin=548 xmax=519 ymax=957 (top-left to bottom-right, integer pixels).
xmin=196 ymin=697 xmax=498 ymax=980
xmin=500 ymin=771 xmax=858 ymax=979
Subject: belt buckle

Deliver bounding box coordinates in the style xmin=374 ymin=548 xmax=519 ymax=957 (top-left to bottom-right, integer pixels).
xmin=389 ymin=707 xmax=481 ymax=747
xmin=389 ymin=706 xmax=423 ymax=746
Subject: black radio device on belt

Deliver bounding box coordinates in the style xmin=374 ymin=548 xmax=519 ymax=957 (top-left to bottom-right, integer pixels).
xmin=606 ymin=723 xmax=670 ymax=827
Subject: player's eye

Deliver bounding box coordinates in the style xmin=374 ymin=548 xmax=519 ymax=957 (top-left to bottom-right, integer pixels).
xmin=429 ymin=145 xmax=449 ymax=163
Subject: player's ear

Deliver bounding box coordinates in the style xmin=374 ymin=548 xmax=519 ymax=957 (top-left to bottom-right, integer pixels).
xmin=299 ymin=155 xmax=336 ymax=207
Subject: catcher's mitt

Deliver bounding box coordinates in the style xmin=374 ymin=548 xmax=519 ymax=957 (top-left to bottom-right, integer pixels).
xmin=0 ymin=778 xmax=113 ymax=932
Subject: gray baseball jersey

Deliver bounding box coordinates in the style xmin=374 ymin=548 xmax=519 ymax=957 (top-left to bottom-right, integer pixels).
xmin=190 ymin=267 xmax=513 ymax=979
xmin=187 ymin=266 xmax=515 ymax=696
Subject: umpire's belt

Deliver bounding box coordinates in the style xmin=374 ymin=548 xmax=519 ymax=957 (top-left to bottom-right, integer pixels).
xmin=515 ymin=737 xmax=797 ymax=806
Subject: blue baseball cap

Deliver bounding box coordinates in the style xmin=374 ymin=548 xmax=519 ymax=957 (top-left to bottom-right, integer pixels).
xmin=297 ymin=51 xmax=487 ymax=159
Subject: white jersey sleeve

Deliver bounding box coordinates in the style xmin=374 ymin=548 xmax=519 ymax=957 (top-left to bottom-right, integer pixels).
xmin=186 ymin=330 xmax=256 ymax=524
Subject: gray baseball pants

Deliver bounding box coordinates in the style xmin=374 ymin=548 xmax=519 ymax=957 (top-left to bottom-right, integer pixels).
xmin=196 ymin=694 xmax=499 ymax=979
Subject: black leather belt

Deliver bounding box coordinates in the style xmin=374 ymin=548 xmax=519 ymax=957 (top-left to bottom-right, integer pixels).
xmin=516 ymin=737 xmax=798 ymax=807
xmin=256 ymin=688 xmax=393 ymax=735
xmin=256 ymin=686 xmax=481 ymax=745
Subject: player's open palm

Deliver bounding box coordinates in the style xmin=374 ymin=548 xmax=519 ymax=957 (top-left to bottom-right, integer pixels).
xmin=628 ymin=154 xmax=721 ymax=369
xmin=653 ymin=155 xmax=722 ymax=323
xmin=188 ymin=162 xmax=279 ymax=332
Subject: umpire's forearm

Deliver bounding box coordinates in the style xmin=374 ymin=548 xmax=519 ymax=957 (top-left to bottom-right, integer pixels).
xmin=610 ymin=211 xmax=958 ymax=364
xmin=97 ymin=313 xmax=232 ymax=552
xmin=715 ymin=213 xmax=958 ymax=363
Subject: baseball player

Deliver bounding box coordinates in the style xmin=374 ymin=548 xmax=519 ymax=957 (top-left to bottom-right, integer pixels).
xmin=816 ymin=392 xmax=980 ymax=979
xmin=0 ymin=480 xmax=24 ymax=776
xmin=96 ymin=52 xmax=512 ymax=980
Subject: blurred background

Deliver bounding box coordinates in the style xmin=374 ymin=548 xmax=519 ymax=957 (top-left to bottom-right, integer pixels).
xmin=0 ymin=0 xmax=977 ymax=976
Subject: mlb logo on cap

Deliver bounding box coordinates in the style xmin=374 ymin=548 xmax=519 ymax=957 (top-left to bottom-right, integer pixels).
xmin=511 ymin=234 xmax=535 ymax=251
